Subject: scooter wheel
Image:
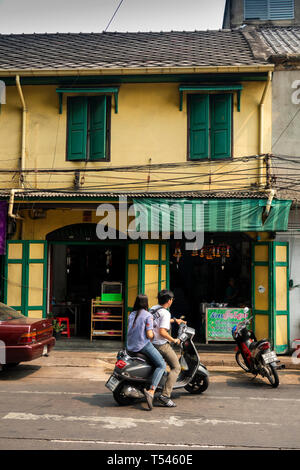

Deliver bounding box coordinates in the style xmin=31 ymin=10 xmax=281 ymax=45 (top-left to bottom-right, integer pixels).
xmin=113 ymin=382 xmax=136 ymax=406
xmin=265 ymin=364 xmax=279 ymax=388
xmin=184 ymin=374 xmax=209 ymax=394
xmin=235 ymin=351 xmax=251 ymax=372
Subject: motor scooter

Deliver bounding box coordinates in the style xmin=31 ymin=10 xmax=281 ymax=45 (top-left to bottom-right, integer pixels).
xmin=232 ymin=309 xmax=284 ymax=388
xmin=105 ymin=323 xmax=209 ymax=405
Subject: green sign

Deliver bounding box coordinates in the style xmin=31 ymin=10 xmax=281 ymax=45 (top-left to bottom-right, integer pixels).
xmin=206 ymin=308 xmax=251 ymax=342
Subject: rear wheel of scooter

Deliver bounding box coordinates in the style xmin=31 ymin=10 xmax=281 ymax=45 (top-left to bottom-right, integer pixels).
xmin=184 ymin=374 xmax=209 ymax=394
xmin=235 ymin=351 xmax=251 ymax=372
xmin=113 ymin=382 xmax=135 ymax=406
xmin=265 ymin=364 xmax=279 ymax=388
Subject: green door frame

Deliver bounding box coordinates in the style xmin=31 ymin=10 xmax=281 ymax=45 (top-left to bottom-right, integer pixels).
xmin=272 ymin=241 xmax=290 ymax=354
xmin=251 ymin=241 xmax=290 ymax=353
xmin=4 ymin=240 xmax=48 ymax=317
xmin=139 ymin=240 xmax=170 ymax=293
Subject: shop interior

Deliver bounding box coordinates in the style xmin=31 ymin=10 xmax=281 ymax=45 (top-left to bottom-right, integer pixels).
xmin=169 ymin=233 xmax=252 ymax=341
xmin=49 ymin=243 xmax=126 ymax=338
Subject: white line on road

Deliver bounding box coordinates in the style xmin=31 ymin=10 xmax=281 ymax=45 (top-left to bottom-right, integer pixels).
xmin=2 ymin=412 xmax=279 ymax=429
xmin=0 ymin=390 xmax=107 ymax=396
xmin=50 ymin=438 xmax=226 ymax=449
xmin=1 ymin=390 xmax=300 ymax=403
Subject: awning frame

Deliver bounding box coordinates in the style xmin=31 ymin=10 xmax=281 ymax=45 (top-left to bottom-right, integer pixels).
xmin=56 ymin=86 xmax=120 ymax=114
xmin=179 ymin=84 xmax=243 ymax=112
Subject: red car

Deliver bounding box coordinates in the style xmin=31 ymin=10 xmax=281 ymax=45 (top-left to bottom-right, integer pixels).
xmin=0 ymin=302 xmax=55 ymax=369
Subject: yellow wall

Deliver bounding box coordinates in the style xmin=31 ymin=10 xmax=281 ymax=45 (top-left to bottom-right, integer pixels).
xmin=0 ymin=81 xmax=272 ymax=192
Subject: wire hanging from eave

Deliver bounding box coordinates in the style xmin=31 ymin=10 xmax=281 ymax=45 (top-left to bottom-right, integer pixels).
xmin=104 ymin=0 xmax=125 ymax=32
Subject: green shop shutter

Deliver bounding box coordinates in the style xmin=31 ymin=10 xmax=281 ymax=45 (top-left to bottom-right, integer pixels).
xmin=67 ymin=97 xmax=88 ymax=161
xmin=189 ymin=95 xmax=209 ymax=160
xmin=89 ymin=96 xmax=107 ymax=160
xmin=210 ymin=94 xmax=232 ymax=160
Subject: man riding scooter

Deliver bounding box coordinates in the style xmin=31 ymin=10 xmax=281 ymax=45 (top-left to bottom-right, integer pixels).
xmin=105 ymin=290 xmax=209 ymax=407
xmin=150 ymin=289 xmax=186 ymax=408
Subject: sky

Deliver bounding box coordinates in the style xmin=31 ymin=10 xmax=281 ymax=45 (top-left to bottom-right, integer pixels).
xmin=0 ymin=0 xmax=226 ymax=34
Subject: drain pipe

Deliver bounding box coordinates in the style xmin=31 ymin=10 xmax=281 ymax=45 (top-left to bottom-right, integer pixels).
xmin=263 ymin=188 xmax=276 ymax=221
xmin=259 ymin=71 xmax=272 ymax=187
xmin=8 ymin=189 xmax=24 ymax=220
xmin=16 ymin=75 xmax=27 ymax=188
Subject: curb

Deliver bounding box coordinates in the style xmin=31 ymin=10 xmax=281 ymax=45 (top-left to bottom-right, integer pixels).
xmin=38 ymin=349 xmax=300 ymax=372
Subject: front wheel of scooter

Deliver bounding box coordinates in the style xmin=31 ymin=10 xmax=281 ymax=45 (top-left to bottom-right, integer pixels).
xmin=184 ymin=374 xmax=209 ymax=394
xmin=113 ymin=382 xmax=136 ymax=406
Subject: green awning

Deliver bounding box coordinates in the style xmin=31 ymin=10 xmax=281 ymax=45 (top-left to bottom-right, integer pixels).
xmin=56 ymin=86 xmax=119 ymax=114
xmin=132 ymin=198 xmax=292 ymax=233
xmin=179 ymin=85 xmax=243 ymax=111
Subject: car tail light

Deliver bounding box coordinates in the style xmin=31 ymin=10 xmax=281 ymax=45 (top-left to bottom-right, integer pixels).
xmin=115 ymin=360 xmax=127 ymax=369
xmin=18 ymin=331 xmax=37 ymax=345
xmin=36 ymin=326 xmax=53 ymax=340
xmin=260 ymin=342 xmax=270 ymax=351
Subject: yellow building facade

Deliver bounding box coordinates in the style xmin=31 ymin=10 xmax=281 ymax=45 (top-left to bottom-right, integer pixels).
xmin=0 ymin=31 xmax=292 ymax=351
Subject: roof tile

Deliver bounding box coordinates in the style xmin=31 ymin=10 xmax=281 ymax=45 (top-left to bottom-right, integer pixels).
xmin=0 ymin=30 xmax=266 ymax=70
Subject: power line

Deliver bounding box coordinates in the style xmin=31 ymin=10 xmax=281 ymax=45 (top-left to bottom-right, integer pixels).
xmin=104 ymin=0 xmax=125 ymax=32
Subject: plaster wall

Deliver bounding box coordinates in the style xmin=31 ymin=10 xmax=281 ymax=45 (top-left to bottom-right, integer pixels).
xmin=0 ymin=81 xmax=272 ymax=192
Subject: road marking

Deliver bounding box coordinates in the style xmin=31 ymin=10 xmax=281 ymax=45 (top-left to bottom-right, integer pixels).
xmin=2 ymin=412 xmax=279 ymax=429
xmin=0 ymin=390 xmax=108 ymax=396
xmin=1 ymin=390 xmax=300 ymax=403
xmin=50 ymin=439 xmax=226 ymax=449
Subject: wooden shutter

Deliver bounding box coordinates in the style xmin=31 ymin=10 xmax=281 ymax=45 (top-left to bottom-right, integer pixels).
xmin=67 ymin=97 xmax=88 ymax=161
xmin=244 ymin=0 xmax=268 ymax=19
xmin=210 ymin=94 xmax=232 ymax=160
xmin=189 ymin=95 xmax=209 ymax=160
xmin=89 ymin=96 xmax=107 ymax=160
xmin=269 ymin=0 xmax=294 ymax=20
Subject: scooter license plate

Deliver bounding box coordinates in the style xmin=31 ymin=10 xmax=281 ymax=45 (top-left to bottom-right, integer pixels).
xmin=262 ymin=351 xmax=277 ymax=364
xmin=105 ymin=375 xmax=120 ymax=392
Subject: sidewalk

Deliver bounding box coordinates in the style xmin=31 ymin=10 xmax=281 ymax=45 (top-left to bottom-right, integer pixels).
xmin=45 ymin=337 xmax=300 ymax=372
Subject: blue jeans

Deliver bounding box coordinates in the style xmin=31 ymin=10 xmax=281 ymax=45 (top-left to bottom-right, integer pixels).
xmin=140 ymin=341 xmax=166 ymax=391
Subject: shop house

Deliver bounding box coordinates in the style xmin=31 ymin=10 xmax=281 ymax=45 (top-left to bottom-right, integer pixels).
xmin=0 ymin=31 xmax=291 ymax=351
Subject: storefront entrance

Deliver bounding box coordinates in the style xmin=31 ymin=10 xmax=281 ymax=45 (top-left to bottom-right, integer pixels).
xmin=49 ymin=242 xmax=126 ymax=338
xmin=169 ymin=233 xmax=252 ymax=341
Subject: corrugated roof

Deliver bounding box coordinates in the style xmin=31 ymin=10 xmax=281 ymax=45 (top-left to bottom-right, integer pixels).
xmin=0 ymin=190 xmax=269 ymax=200
xmin=0 ymin=30 xmax=267 ymax=70
xmin=258 ymin=26 xmax=300 ymax=56
xmin=242 ymin=26 xmax=300 ymax=62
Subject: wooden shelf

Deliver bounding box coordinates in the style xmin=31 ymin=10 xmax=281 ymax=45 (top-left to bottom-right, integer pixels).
xmin=90 ymin=299 xmax=124 ymax=341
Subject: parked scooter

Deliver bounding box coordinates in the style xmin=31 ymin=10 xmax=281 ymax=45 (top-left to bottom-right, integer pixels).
xmin=106 ymin=323 xmax=209 ymax=405
xmin=232 ymin=309 xmax=284 ymax=388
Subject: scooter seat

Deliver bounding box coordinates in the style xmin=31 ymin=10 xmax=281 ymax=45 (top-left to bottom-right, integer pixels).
xmin=127 ymin=350 xmax=149 ymax=361
xmin=249 ymin=339 xmax=269 ymax=350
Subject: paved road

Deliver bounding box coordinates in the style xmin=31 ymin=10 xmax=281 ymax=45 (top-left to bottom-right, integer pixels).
xmin=0 ymin=363 xmax=300 ymax=451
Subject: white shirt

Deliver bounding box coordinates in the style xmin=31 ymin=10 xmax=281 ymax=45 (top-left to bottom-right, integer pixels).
xmin=150 ymin=304 xmax=171 ymax=346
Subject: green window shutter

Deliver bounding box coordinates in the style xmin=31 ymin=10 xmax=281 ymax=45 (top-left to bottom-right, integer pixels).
xmin=189 ymin=95 xmax=209 ymax=160
xmin=210 ymin=94 xmax=232 ymax=160
xmin=67 ymin=97 xmax=88 ymax=160
xmin=89 ymin=96 xmax=107 ymax=160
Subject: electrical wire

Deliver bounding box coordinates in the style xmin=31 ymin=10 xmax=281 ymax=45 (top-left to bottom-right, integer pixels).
xmin=104 ymin=0 xmax=125 ymax=32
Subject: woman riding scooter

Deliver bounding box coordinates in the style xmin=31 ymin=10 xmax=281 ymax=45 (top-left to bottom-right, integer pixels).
xmin=126 ymin=294 xmax=166 ymax=410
